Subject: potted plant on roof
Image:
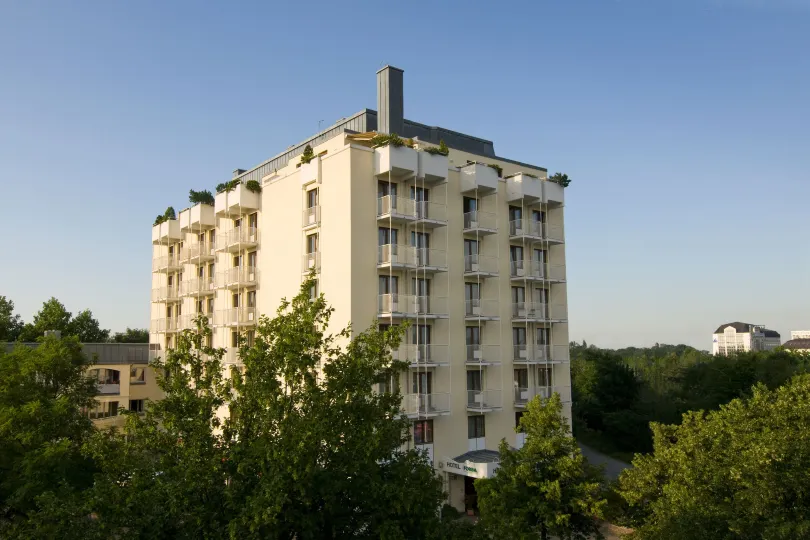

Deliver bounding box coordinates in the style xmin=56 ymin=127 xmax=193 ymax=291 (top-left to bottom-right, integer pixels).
xmin=299 ymin=144 xmax=320 ymax=186
xmin=418 ymin=139 xmax=449 ymax=183
xmin=372 ymin=132 xmax=417 ymax=178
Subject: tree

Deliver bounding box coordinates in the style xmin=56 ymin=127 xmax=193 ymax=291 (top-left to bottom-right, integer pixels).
xmin=0 ymin=336 xmax=98 ymax=536
xmin=72 ymin=318 xmax=231 ymax=539
xmin=549 ymin=172 xmax=571 ymax=187
xmin=618 ymin=375 xmax=810 ymax=539
xmin=476 ymin=393 xmax=606 ymax=540
xmin=110 ymin=328 xmax=149 ymax=343
xmin=0 ymin=296 xmax=23 ymax=341
xmin=225 ymin=277 xmax=444 ymax=539
xmin=17 ymin=298 xmax=110 ymax=343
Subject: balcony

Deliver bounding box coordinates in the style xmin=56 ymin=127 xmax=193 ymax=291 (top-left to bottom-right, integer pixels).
xmin=506 ymin=173 xmax=542 ymax=203
xmin=223 ymin=347 xmax=240 ymax=365
xmin=179 ymin=204 xmax=216 ymax=231
xmin=401 ymin=392 xmax=451 ymax=418
xmin=465 ymin=344 xmax=501 ymax=366
xmin=180 ymin=313 xmax=213 ymax=330
xmin=150 ymin=317 xmax=179 ymax=334
xmin=302 ymin=252 xmax=320 ymax=274
xmin=217 ymin=227 xmax=259 ymax=253
xmin=416 ymin=150 xmax=448 ymax=183
xmin=509 ymin=219 xmax=544 ymax=241
xmin=152 ymin=255 xmax=182 ymax=273
xmin=181 ymin=277 xmax=216 ymax=297
xmin=515 ymin=385 xmax=572 ymax=408
xmin=459 ymin=163 xmax=498 ymax=194
xmin=300 ymin=156 xmax=320 ymax=186
xmin=544 ymin=180 xmax=565 ymax=206
xmin=512 ymin=302 xmax=549 ymax=322
xmin=463 ymin=254 xmax=498 ymax=279
xmin=376 ymin=197 xmax=447 ymax=228
xmin=220 ymin=266 xmax=258 ymax=289
xmin=465 ymin=299 xmax=500 ymax=322
xmin=375 ymin=145 xmax=418 ymax=178
xmin=544 ymin=223 xmax=565 ymax=244
xmin=180 ymin=242 xmax=216 ymax=263
xmin=215 ymin=184 xmax=260 ymax=216
xmin=547 ymin=263 xmax=566 ymax=282
xmin=377 ymin=294 xmax=449 ymax=319
xmin=152 ymin=220 xmax=182 ymax=244
xmin=377 ymin=245 xmax=447 ymax=273
xmin=514 ymin=344 xmax=569 ymax=364
xmin=413 ymin=201 xmax=448 ymax=228
xmin=392 ymin=344 xmax=450 ymax=367
xmin=98 ymin=383 xmax=120 ymax=395
xmin=462 ymin=210 xmax=497 ymax=236
xmin=467 ymin=389 xmax=502 ymax=413
xmin=214 ymin=308 xmax=257 ymax=327
xmin=302 ymin=206 xmax=320 ymax=230
xmin=151 ymin=286 xmax=181 ymax=303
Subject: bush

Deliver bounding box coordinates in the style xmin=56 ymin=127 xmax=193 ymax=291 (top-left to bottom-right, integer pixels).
xmin=188 ymin=189 xmax=215 ymax=206
xmin=245 ymin=180 xmax=261 ymax=194
xmin=216 ymin=179 xmax=240 ymax=194
xmin=424 ymin=139 xmax=449 ymax=156
xmin=549 ymin=172 xmax=571 ymax=187
xmin=153 ymin=206 xmax=176 ymax=226
xmin=371 ymin=133 xmax=406 ymax=148
xmin=487 ymin=163 xmax=503 ymax=177
xmin=300 ymin=144 xmax=315 ymax=164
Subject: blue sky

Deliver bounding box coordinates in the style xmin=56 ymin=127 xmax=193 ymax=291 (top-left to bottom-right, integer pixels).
xmin=1 ymin=0 xmax=807 ymax=348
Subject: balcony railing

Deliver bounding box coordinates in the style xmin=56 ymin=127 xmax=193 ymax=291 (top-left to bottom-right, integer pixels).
xmin=545 ymin=223 xmax=564 ymax=243
xmin=392 ymin=344 xmax=449 ymax=365
xmin=465 ymin=344 xmax=501 ymax=365
xmin=463 ymin=210 xmax=497 ymax=234
xmin=413 ymin=200 xmax=447 ymax=226
xmin=181 ymin=277 xmax=216 ymax=296
xmin=218 ymin=227 xmax=259 ymax=252
xmin=220 ymin=266 xmax=259 ymax=289
xmin=98 ymin=383 xmax=121 ymax=395
xmin=303 ymin=206 xmax=320 ymax=228
xmin=151 ymin=286 xmax=180 ymax=302
xmin=547 ymin=264 xmax=566 ymax=281
xmin=467 ymin=389 xmax=502 ymax=411
xmin=464 ymin=254 xmax=498 ymax=276
xmin=512 ymin=302 xmax=548 ymax=320
xmin=377 ymin=196 xmax=415 ymax=220
xmin=214 ymin=308 xmax=257 ymax=327
xmin=377 ymin=294 xmax=448 ymax=318
xmin=150 ymin=317 xmax=179 ymax=334
xmin=514 ymin=344 xmax=569 ymax=363
xmin=180 ymin=313 xmax=213 ymax=330
xmin=152 ymin=255 xmax=182 ymax=272
xmin=378 ymin=245 xmax=448 ymax=272
xmin=509 ymin=219 xmax=543 ymax=239
xmin=401 ymin=393 xmax=451 ymax=418
xmin=510 ymin=259 xmax=526 ymax=278
xmin=302 ymin=252 xmax=320 ymax=273
xmin=465 ymin=299 xmax=500 ymax=320
xmin=515 ymin=386 xmax=572 ymax=406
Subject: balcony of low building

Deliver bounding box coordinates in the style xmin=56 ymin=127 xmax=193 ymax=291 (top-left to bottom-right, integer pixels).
xmin=377 ymin=294 xmax=449 ymax=320
xmin=466 ymin=389 xmax=502 ymax=413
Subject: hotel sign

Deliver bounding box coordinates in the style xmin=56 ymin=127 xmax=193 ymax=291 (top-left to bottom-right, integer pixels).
xmin=440 ymin=457 xmax=499 ymax=479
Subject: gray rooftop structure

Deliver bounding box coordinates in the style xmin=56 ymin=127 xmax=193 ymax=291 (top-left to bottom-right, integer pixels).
xmin=227 ymin=66 xmax=546 ymax=187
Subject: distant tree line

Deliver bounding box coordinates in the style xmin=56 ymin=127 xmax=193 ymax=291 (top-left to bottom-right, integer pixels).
xmin=0 ymin=295 xmax=147 ymax=343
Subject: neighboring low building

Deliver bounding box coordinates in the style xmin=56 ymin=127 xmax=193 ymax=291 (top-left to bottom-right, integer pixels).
xmin=2 ymin=340 xmax=163 ymax=428
xmin=712 ymin=322 xmax=781 ymax=355
xmin=790 ymin=330 xmax=810 ymax=340
xmin=783 ymin=338 xmax=810 ymax=353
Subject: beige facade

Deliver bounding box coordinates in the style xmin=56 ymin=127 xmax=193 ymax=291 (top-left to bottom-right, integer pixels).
xmin=150 ymin=67 xmax=570 ymax=512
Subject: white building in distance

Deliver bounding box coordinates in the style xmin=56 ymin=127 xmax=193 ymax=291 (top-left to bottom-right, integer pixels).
xmin=712 ymin=322 xmax=781 ymax=355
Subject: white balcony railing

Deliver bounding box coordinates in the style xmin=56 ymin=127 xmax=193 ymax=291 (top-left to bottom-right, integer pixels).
xmin=545 ymin=223 xmax=564 ymax=243
xmin=377 ymin=294 xmax=448 ymax=318
xmin=401 ymin=393 xmax=451 ymax=417
xmin=215 ymin=308 xmax=257 ymax=327
xmin=181 ymin=277 xmax=216 ymax=296
xmin=377 ymin=196 xmax=415 ymax=219
xmin=509 ymin=219 xmax=543 ymax=238
xmin=218 ymin=227 xmax=259 ymax=251
xmin=464 ymin=254 xmax=498 ymax=276
xmin=150 ymin=317 xmax=179 ymax=334
xmin=465 ymin=344 xmax=501 ymax=364
xmin=467 ymin=389 xmax=502 ymax=410
xmin=303 ymin=206 xmax=320 ymax=228
xmin=180 ymin=313 xmax=213 ymax=330
xmin=463 ymin=210 xmax=497 ymax=232
xmin=510 ymin=259 xmax=525 ymax=277
xmin=465 ymin=299 xmax=500 ymax=319
xmin=515 ymin=386 xmax=571 ymax=406
xmin=152 ymin=255 xmax=181 ymax=272
xmin=392 ymin=344 xmax=449 ymax=365
xmin=547 ymin=264 xmax=566 ymax=281
xmin=180 ymin=242 xmax=216 ymax=262
xmin=220 ymin=266 xmax=258 ymax=288
xmin=302 ymin=252 xmax=320 ymax=273
xmin=151 ymin=286 xmax=180 ymax=302
xmin=512 ymin=302 xmax=548 ymax=319
xmin=413 ymin=200 xmax=447 ymax=224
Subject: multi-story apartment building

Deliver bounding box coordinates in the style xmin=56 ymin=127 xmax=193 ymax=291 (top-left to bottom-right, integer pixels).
xmin=3 ymin=340 xmax=162 ymax=428
xmin=150 ymin=66 xmax=570 ymax=512
xmin=712 ymin=322 xmax=781 ymax=355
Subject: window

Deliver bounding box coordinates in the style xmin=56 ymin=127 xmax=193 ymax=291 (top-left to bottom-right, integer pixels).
xmin=410 ymin=186 xmax=429 ymax=202
xmin=513 ymin=327 xmax=527 ymax=347
xmin=168 ymin=246 xmax=174 ymax=256
xmin=378 ymin=275 xmax=399 ymax=295
xmin=464 ymin=239 xmax=479 ymax=257
xmin=198 ymin=232 xmax=206 ymax=243
xmin=536 ymin=327 xmax=550 ymax=346
xmin=515 ymin=411 xmax=525 ymax=432
xmin=306 ymin=234 xmax=318 ymax=254
xmin=248 ymin=213 xmax=258 ymax=230
xmin=466 ymin=326 xmax=480 ymax=346
xmin=247 ymin=290 xmax=256 ymax=308
xmin=309 ymin=281 xmax=319 ymax=301
xmin=248 ymin=251 xmax=257 ymax=267
xmin=411 ymin=231 xmax=429 ymax=249
xmin=168 ymin=275 xmax=173 ymax=286
xmin=412 ymin=372 xmax=432 ymax=394
xmin=512 ymin=286 xmax=526 ymax=305
xmin=208 ymin=230 xmax=216 ymax=245
xmin=514 ymin=368 xmax=528 ymax=389
xmin=468 ymin=415 xmax=485 ymax=439
xmin=198 ymin=265 xmax=204 ymax=278
xmin=233 ymin=254 xmax=242 ymax=268
xmin=91 ymin=368 xmax=120 ymax=385
xmin=510 ymin=245 xmax=523 ymax=263
xmin=537 ymin=366 xmax=553 ymax=387
xmin=231 ymin=331 xmax=239 ymax=347
xmin=208 ymin=263 xmax=215 ymax=278
xmin=532 ymin=209 xmax=545 ymax=224
xmin=467 ymin=370 xmax=482 ymax=391
xmin=412 ymin=277 xmax=430 ymax=297
xmin=86 ymin=401 xmax=119 ymax=420
xmin=414 ymin=420 xmax=434 ymax=444
xmin=130 ymin=367 xmax=145 ymax=384
xmin=245 ymin=330 xmax=255 ymax=347
xmin=378 ymin=227 xmax=398 ymax=246
xmin=508 ymin=206 xmax=522 ymax=222
xmin=463 ymin=196 xmax=478 ymax=214
xmin=232 ymin=293 xmax=240 ymax=308
xmin=206 ymin=298 xmax=215 ymax=314
xmin=465 ymin=282 xmax=480 ymax=303
xmin=378 ymin=180 xmax=397 ymax=198
xmin=129 ymin=399 xmax=145 ymax=413
xmin=412 ymin=324 xmax=431 ymax=345
xmin=307 ymin=189 xmax=318 ymax=208
xmin=234 ymin=218 xmax=242 ymax=229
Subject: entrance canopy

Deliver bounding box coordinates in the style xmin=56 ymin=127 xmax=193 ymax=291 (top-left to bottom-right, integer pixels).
xmin=440 ymin=449 xmax=501 ymax=479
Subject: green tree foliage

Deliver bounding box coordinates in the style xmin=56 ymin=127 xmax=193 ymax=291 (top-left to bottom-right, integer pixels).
xmin=0 ymin=336 xmax=98 ymax=535
xmin=153 ymin=205 xmax=177 ymax=225
xmin=549 ymin=172 xmax=571 ymax=187
xmin=225 ymin=277 xmax=443 ymax=539
xmin=0 ymin=296 xmax=23 ymax=341
xmin=18 ymin=298 xmax=110 ymax=343
xmin=189 ymin=189 xmax=215 ymax=206
xmin=300 ymin=143 xmax=315 ymax=164
xmin=618 ymin=375 xmax=810 ymax=539
xmin=110 ymin=327 xmax=149 ymax=343
xmin=476 ymin=393 xmax=606 ymax=540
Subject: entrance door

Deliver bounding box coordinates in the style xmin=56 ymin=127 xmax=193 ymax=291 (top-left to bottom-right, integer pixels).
xmin=464 ymin=476 xmax=479 ymax=515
